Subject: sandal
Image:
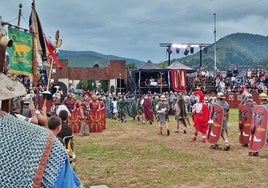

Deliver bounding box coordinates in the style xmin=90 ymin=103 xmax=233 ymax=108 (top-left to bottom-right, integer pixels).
xmin=210 ymin=144 xmax=219 ymax=150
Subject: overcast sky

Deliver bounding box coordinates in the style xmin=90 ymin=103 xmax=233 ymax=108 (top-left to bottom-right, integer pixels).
xmin=1 ymin=0 xmax=267 ymax=63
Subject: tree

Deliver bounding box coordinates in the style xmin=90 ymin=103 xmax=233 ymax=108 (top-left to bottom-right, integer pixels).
xmin=76 ymin=80 xmax=88 ymax=90
xmin=127 ymin=63 xmax=137 ymax=71
xmin=99 ymin=80 xmax=108 ymax=92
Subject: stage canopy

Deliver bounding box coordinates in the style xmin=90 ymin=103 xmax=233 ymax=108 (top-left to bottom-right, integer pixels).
xmin=137 ymin=60 xmax=164 ymax=71
xmin=166 ymin=61 xmax=196 ymax=73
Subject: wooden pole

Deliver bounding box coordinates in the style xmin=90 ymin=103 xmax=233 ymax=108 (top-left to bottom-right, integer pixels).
xmin=31 ymin=1 xmax=38 ymax=87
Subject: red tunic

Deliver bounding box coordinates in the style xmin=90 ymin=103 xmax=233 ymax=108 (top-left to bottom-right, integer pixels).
xmin=88 ymin=99 xmax=102 ymax=132
xmin=142 ymin=98 xmax=154 ymax=122
xmin=192 ymin=102 xmax=209 ymax=134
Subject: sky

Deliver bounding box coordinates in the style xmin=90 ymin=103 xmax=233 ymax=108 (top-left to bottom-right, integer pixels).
xmin=1 ymin=0 xmax=268 ymax=63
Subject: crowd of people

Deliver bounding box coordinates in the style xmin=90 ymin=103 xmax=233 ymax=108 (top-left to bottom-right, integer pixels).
xmin=195 ymin=66 xmax=268 ymax=94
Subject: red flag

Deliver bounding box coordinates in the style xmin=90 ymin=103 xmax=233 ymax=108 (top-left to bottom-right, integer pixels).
xmin=44 ymin=35 xmax=62 ymax=69
xmin=170 ymin=70 xmax=186 ymax=91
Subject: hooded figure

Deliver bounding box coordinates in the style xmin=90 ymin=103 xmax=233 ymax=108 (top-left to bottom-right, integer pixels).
xmin=191 ymin=90 xmax=210 ymax=143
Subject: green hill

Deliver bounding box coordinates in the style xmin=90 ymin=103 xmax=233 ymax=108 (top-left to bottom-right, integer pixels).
xmin=58 ymin=50 xmax=145 ymax=68
xmin=176 ymin=33 xmax=268 ymax=70
xmin=58 ymin=33 xmax=268 ymax=71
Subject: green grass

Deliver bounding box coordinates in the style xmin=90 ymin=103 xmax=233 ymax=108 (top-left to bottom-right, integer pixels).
xmin=74 ymin=109 xmax=268 ymax=188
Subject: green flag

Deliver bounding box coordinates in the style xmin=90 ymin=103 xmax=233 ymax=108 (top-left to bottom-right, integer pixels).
xmin=8 ymin=27 xmax=33 ymax=76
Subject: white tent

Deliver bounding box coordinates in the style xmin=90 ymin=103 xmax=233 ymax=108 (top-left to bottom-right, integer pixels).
xmin=166 ymin=61 xmax=196 ymax=73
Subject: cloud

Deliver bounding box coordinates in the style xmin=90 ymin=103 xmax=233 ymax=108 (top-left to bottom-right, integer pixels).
xmin=1 ymin=0 xmax=268 ymax=63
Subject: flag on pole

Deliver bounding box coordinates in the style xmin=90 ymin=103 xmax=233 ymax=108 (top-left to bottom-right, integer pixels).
xmin=170 ymin=69 xmax=186 ymax=91
xmin=44 ymin=34 xmax=62 ymax=69
xmin=7 ymin=27 xmax=33 ymax=76
xmin=29 ymin=3 xmax=47 ymax=62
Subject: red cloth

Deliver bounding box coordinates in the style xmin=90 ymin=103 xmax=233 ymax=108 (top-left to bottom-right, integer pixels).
xmin=142 ymin=98 xmax=154 ymax=122
xmin=170 ymin=70 xmax=186 ymax=91
xmin=192 ymin=103 xmax=209 ymax=134
xmin=44 ymin=35 xmax=62 ymax=69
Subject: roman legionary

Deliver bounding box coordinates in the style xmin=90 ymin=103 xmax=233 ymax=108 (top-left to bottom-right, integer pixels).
xmin=210 ymin=92 xmax=231 ymax=151
xmin=248 ymin=92 xmax=268 ymax=156
xmin=88 ymin=94 xmax=102 ymax=132
xmin=98 ymin=95 xmax=106 ymax=130
xmin=191 ymin=90 xmax=210 ymax=143
xmin=62 ymin=92 xmax=76 ymax=113
xmin=238 ymin=92 xmax=255 ymax=147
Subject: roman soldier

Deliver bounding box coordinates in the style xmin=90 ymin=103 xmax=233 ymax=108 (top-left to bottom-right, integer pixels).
xmin=248 ymin=92 xmax=268 ymax=156
xmin=88 ymin=94 xmax=102 ymax=132
xmin=238 ymin=92 xmax=255 ymax=147
xmin=210 ymin=92 xmax=230 ymax=151
xmin=191 ymin=90 xmax=210 ymax=143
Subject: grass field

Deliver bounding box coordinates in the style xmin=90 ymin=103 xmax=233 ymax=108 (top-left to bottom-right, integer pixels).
xmin=74 ymin=108 xmax=268 ymax=188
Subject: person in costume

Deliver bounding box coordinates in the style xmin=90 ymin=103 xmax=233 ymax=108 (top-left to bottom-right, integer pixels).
xmin=88 ymin=94 xmax=102 ymax=132
xmin=248 ymin=92 xmax=268 ymax=156
xmin=141 ymin=94 xmax=154 ymax=125
xmin=103 ymin=94 xmax=113 ymax=118
xmin=191 ymin=90 xmax=209 ymax=143
xmin=155 ymin=95 xmax=170 ymax=136
xmin=11 ymin=96 xmax=47 ymax=126
xmin=50 ymin=92 xmax=71 ymax=117
xmin=0 ymin=82 xmax=80 ymax=187
xmin=238 ymin=92 xmax=255 ymax=147
xmin=0 ymin=110 xmax=81 ymax=187
xmin=210 ymin=92 xmax=231 ymax=151
xmin=78 ymin=100 xmax=90 ymax=136
xmin=117 ymin=94 xmax=127 ymax=123
xmin=0 ymin=22 xmax=81 ymax=187
xmin=151 ymin=94 xmax=160 ymax=118
xmin=173 ymin=93 xmax=188 ymax=134
xmin=98 ymin=95 xmax=106 ymax=129
xmin=62 ymin=92 xmax=77 ymax=114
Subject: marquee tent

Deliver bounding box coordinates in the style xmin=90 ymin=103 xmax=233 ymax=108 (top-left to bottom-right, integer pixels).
xmin=166 ymin=61 xmax=196 ymax=73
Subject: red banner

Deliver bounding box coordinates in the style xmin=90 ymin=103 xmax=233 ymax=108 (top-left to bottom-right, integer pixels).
xmin=170 ymin=70 xmax=186 ymax=91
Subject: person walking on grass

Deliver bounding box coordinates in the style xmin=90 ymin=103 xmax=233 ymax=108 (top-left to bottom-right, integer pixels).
xmin=141 ymin=94 xmax=154 ymax=125
xmin=173 ymin=93 xmax=188 ymax=134
xmin=210 ymin=92 xmax=231 ymax=151
xmin=248 ymin=92 xmax=268 ymax=157
xmin=191 ymin=89 xmax=210 ymax=143
xmin=155 ymin=95 xmax=170 ymax=136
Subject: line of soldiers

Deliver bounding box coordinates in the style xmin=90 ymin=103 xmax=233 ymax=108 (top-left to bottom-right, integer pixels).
xmin=190 ymin=88 xmax=268 ymax=156
xmin=48 ymin=90 xmax=106 ymax=135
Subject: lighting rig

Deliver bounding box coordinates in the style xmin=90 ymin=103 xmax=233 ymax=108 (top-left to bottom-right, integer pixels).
xmin=160 ymin=43 xmax=210 ymax=67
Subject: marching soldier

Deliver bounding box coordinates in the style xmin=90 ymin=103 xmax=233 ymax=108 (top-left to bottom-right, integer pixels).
xmin=210 ymin=92 xmax=230 ymax=151
xmin=248 ymin=92 xmax=268 ymax=156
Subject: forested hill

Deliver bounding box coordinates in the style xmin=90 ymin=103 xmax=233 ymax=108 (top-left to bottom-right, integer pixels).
xmin=58 ymin=50 xmax=145 ymax=68
xmin=177 ymin=33 xmax=268 ymax=70
xmin=58 ymin=33 xmax=268 ymax=70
